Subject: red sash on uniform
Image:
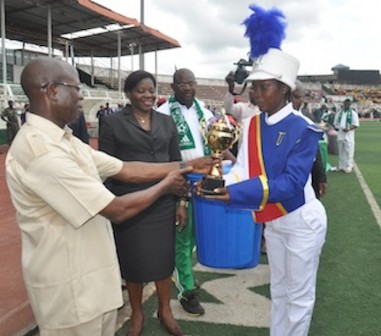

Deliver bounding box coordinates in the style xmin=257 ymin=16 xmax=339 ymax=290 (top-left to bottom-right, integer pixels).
xmin=248 ymin=115 xmax=287 ymax=222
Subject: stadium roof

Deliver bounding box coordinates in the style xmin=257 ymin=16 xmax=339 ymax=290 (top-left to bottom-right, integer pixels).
xmin=4 ymin=0 xmax=181 ymax=57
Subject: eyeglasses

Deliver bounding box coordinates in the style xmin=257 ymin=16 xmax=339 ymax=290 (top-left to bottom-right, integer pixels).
xmin=41 ymin=82 xmax=83 ymax=92
xmin=175 ymin=81 xmax=197 ymax=89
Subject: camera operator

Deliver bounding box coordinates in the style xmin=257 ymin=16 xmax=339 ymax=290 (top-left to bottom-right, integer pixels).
xmin=223 ymin=71 xmax=260 ymax=159
xmin=223 ymin=71 xmax=260 ymax=125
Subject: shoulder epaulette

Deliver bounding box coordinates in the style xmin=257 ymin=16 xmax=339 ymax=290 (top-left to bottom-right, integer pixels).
xmin=25 ymin=132 xmax=49 ymax=158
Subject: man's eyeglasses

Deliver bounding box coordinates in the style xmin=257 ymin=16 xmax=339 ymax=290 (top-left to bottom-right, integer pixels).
xmin=41 ymin=82 xmax=83 ymax=92
xmin=175 ymin=81 xmax=197 ymax=89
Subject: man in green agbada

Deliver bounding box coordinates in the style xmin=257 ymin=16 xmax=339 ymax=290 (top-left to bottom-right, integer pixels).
xmin=333 ymin=98 xmax=360 ymax=173
xmin=157 ymin=68 xmax=213 ymax=316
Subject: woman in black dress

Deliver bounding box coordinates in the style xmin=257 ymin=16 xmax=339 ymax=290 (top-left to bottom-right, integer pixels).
xmin=99 ymin=70 xmax=184 ymax=336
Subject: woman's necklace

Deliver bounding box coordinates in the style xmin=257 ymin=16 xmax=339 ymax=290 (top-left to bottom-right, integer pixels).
xmin=135 ymin=113 xmax=151 ymax=124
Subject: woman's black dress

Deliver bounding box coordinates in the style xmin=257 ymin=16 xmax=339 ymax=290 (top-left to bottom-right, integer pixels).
xmin=98 ymin=106 xmax=181 ymax=282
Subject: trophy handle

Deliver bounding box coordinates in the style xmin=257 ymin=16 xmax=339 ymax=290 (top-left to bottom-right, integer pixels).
xmin=232 ymin=123 xmax=242 ymax=146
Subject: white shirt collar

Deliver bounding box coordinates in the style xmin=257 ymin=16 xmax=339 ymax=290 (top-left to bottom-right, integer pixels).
xmin=264 ymin=103 xmax=294 ymax=125
xmin=26 ymin=112 xmax=73 ymax=142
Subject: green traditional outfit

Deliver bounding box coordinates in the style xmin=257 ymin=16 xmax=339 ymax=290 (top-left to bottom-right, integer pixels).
xmin=333 ymin=106 xmax=359 ymax=172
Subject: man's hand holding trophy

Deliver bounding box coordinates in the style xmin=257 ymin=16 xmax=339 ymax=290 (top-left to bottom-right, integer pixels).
xmin=200 ymin=111 xmax=241 ymax=195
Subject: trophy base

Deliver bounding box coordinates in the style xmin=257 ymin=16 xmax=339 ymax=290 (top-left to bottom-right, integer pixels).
xmin=201 ymin=176 xmax=225 ymax=195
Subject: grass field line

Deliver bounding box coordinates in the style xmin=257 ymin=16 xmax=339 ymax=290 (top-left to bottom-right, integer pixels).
xmin=353 ymin=161 xmax=381 ymax=229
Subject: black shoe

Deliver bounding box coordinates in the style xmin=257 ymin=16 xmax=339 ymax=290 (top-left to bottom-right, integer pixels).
xmin=179 ymin=291 xmax=205 ymax=316
xmin=157 ymin=312 xmax=184 ymax=336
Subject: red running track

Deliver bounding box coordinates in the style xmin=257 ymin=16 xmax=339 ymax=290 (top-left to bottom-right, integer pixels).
xmin=0 ymin=145 xmax=35 ymax=336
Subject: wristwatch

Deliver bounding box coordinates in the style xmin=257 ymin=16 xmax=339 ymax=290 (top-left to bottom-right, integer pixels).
xmin=179 ymin=199 xmax=188 ymax=208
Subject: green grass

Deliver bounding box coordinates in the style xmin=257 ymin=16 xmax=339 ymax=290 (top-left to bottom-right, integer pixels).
xmin=354 ymin=121 xmax=381 ymax=207
xmin=311 ymin=169 xmax=381 ymax=335
xmin=311 ymin=121 xmax=381 ymax=336
xmin=120 ymin=271 xmax=268 ymax=336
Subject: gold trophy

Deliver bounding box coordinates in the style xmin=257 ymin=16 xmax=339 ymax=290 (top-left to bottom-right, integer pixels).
xmin=201 ymin=113 xmax=241 ymax=194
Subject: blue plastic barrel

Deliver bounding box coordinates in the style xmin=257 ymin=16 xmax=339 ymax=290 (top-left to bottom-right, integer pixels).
xmin=187 ymin=169 xmax=262 ymax=269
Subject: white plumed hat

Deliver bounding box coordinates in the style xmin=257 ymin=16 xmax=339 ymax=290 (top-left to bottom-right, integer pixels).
xmin=246 ymin=48 xmax=300 ymax=90
xmin=243 ymin=5 xmax=300 ymax=90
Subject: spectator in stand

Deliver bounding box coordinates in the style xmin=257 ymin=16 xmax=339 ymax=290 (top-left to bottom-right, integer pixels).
xmin=97 ymin=104 xmax=105 ymax=115
xmin=115 ymin=103 xmax=124 ymax=113
xmin=301 ymin=102 xmax=312 ymax=119
xmin=333 ymin=98 xmax=359 ymax=173
xmin=99 ymin=70 xmax=189 ymax=336
xmin=156 ymin=97 xmax=167 ymax=108
xmin=323 ymin=106 xmax=336 ymax=128
xmin=292 ymin=80 xmax=327 ymax=199
xmin=313 ymin=104 xmax=328 ymax=123
xmin=96 ymin=104 xmax=106 ymax=135
xmin=1 ymin=100 xmax=20 ymax=145
xmin=5 ymin=56 xmax=212 ymax=336
xmin=321 ymin=107 xmax=335 ymax=129
xmin=104 ymin=102 xmax=113 ymax=115
xmin=20 ymin=103 xmax=30 ymax=125
xmin=373 ymin=108 xmax=381 ymax=120
xmin=96 ymin=103 xmax=114 ymax=135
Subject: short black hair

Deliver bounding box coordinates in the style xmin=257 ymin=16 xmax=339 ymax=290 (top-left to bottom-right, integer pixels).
xmin=124 ymin=70 xmax=156 ymax=92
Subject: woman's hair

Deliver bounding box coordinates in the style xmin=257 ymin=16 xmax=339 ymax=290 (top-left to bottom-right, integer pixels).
xmin=124 ymin=70 xmax=156 ymax=92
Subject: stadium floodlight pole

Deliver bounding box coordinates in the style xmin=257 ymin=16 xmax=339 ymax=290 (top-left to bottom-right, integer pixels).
xmin=47 ymin=4 xmax=52 ymax=57
xmin=139 ymin=43 xmax=144 ymax=70
xmin=117 ymin=30 xmax=122 ymax=94
xmin=1 ymin=0 xmax=7 ymax=102
xmin=90 ymin=49 xmax=95 ymax=87
xmin=129 ymin=43 xmax=136 ymax=71
xmin=139 ymin=0 xmax=145 ymax=70
xmin=110 ymin=57 xmax=114 ymax=88
xmin=65 ymin=40 xmax=69 ymax=62
xmin=140 ymin=0 xmax=144 ymax=24
xmin=154 ymin=49 xmax=158 ymax=97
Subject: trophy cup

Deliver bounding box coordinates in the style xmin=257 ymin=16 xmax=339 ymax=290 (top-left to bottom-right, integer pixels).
xmin=201 ymin=113 xmax=241 ymax=195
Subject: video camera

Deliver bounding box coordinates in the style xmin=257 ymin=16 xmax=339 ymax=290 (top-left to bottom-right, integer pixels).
xmin=232 ymin=58 xmax=253 ymax=84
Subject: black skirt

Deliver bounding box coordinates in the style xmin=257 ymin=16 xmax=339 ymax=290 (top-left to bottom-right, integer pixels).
xmin=112 ymin=194 xmax=176 ymax=283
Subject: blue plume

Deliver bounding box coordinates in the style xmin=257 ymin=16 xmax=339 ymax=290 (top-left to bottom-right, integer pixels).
xmin=243 ymin=4 xmax=286 ymax=59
